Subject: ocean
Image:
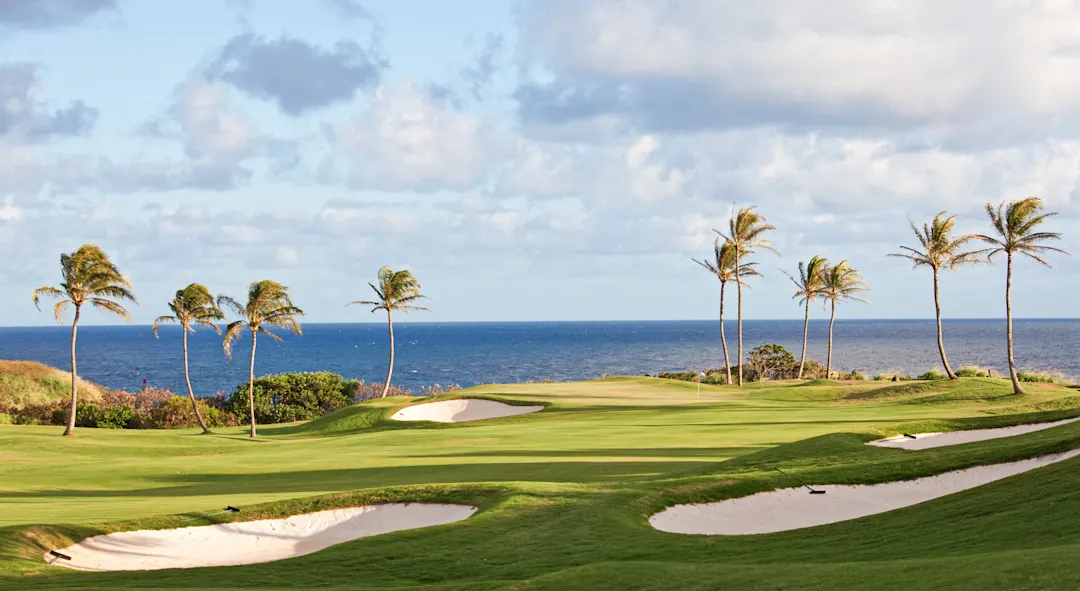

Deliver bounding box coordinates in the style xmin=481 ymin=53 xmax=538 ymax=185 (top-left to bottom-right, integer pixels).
xmin=0 ymin=320 xmax=1077 ymax=396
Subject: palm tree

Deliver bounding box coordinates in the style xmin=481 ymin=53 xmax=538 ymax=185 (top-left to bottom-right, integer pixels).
xmin=889 ymin=212 xmax=987 ymax=379
xmin=32 ymin=245 xmax=136 ymax=436
xmin=783 ymin=256 xmax=829 ymax=379
xmin=976 ymin=197 xmax=1066 ymax=394
xmin=351 ymin=267 xmax=428 ymax=398
xmin=152 ymin=284 xmax=225 ymax=434
xmin=219 ymin=280 xmax=304 ymax=438
xmin=717 ymin=206 xmax=778 ymax=386
xmin=693 ymin=238 xmax=759 ymax=384
xmin=820 ymin=261 xmax=869 ymax=379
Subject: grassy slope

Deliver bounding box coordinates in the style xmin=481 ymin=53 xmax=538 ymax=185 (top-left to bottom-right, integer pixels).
xmin=2 ymin=377 xmax=1080 ymax=590
xmin=0 ymin=360 xmax=106 ymax=410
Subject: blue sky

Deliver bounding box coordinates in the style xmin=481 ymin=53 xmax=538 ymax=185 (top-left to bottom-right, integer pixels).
xmin=2 ymin=0 xmax=1079 ymax=326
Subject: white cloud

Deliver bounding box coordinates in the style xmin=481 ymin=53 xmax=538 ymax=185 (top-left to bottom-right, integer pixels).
xmin=331 ymin=84 xmax=504 ymax=191
xmin=0 ymin=195 xmax=21 ymax=220
xmin=517 ymin=0 xmax=1080 ymax=136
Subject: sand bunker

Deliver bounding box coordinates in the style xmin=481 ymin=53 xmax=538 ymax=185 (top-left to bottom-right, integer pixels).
xmin=650 ymin=449 xmax=1080 ymax=535
xmin=46 ymin=503 xmax=476 ymax=571
xmin=391 ymin=399 xmax=543 ymax=423
xmin=868 ymin=417 xmax=1080 ymax=450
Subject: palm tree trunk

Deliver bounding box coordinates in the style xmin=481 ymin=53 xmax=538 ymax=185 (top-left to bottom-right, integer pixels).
xmin=933 ymin=268 xmax=957 ymax=379
xmin=719 ymin=281 xmax=731 ymax=385
xmin=1005 ymin=253 xmax=1024 ymax=394
xmin=381 ymin=310 xmax=395 ymax=397
xmin=63 ymin=305 xmax=81 ymax=436
xmin=248 ymin=329 xmax=258 ymax=438
xmin=826 ymin=299 xmax=836 ymax=380
xmin=183 ymin=329 xmax=212 ymax=434
xmin=735 ymin=247 xmax=744 ymax=386
xmin=798 ymin=298 xmax=810 ymax=379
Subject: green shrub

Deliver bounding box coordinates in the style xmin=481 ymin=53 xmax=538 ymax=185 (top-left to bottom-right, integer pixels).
xmin=916 ymin=369 xmax=948 ymax=381
xmin=873 ymin=371 xmax=912 ymax=381
xmin=97 ymin=405 xmax=137 ymax=429
xmin=0 ymin=412 xmax=12 ymax=425
xmin=746 ymin=344 xmax=796 ymax=381
xmin=956 ymin=366 xmax=990 ymax=378
xmin=1017 ymin=369 xmax=1074 ymax=385
xmin=847 ymin=370 xmax=867 ymax=381
xmin=227 ymin=372 xmax=358 ymax=425
xmin=51 ymin=401 xmax=104 ymax=428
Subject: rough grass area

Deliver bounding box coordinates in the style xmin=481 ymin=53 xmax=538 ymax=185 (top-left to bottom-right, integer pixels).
xmin=0 ymin=360 xmax=105 ymax=409
xmin=3 ymin=376 xmax=1080 ymax=590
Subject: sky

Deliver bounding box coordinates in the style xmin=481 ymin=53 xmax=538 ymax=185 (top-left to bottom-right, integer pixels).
xmin=2 ymin=0 xmax=1080 ymax=326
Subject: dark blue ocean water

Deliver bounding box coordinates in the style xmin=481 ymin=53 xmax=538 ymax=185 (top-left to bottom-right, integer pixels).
xmin=0 ymin=320 xmax=1077 ymax=395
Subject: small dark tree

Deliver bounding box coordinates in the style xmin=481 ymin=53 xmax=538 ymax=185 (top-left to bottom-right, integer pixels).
xmin=747 ymin=344 xmax=796 ymax=381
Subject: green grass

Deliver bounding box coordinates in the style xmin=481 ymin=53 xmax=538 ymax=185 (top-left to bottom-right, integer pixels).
xmin=3 ymin=376 xmax=1080 ymax=589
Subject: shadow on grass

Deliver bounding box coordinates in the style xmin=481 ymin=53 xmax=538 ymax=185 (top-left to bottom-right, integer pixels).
xmin=0 ymin=460 xmax=712 ymax=501
xmin=410 ymin=446 xmax=769 ymax=459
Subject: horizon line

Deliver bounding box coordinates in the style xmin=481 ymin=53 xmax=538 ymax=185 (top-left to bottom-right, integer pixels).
xmin=2 ymin=317 xmax=1079 ymax=329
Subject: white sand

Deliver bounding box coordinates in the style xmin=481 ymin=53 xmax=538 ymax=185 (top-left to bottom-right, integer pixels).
xmin=649 ymin=449 xmax=1080 ymax=536
xmin=45 ymin=503 xmax=476 ymax=571
xmin=868 ymin=417 xmax=1080 ymax=450
xmin=391 ymin=399 xmax=543 ymax=423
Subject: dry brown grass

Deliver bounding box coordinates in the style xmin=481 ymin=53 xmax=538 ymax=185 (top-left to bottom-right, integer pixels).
xmin=0 ymin=360 xmax=106 ymax=410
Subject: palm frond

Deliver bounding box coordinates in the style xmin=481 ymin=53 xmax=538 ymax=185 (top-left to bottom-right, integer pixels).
xmin=222 ymin=321 xmax=247 ymax=359
xmin=152 ymin=315 xmax=177 ymax=338
xmin=90 ymin=298 xmax=132 ymax=322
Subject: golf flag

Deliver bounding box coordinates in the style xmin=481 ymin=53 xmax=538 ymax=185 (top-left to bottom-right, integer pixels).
xmin=699 ymin=372 xmax=707 ymax=378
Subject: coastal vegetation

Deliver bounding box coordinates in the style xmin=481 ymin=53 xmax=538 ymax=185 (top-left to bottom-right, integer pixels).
xmin=889 ymin=211 xmax=987 ymax=379
xmin=152 ymin=283 xmax=225 ymax=434
xmin=820 ymin=261 xmax=870 ymax=379
xmin=783 ymin=255 xmax=829 ymax=379
xmin=350 ymin=266 xmax=429 ymax=398
xmin=978 ymin=197 xmax=1067 ymax=395
xmin=693 ymin=238 xmax=759 ymax=384
xmin=716 ymin=206 xmax=778 ymax=386
xmin=220 ymin=280 xmax=305 ymax=439
xmin=30 ymin=245 xmax=136 ymax=436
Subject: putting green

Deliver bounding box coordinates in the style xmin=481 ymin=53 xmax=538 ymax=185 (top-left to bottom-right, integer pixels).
xmin=3 ymin=376 xmax=1080 ymax=590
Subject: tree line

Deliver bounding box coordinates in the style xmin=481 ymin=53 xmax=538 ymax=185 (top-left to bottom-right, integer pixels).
xmin=694 ymin=197 xmax=1065 ymax=390
xmin=32 ymin=255 xmax=427 ymax=438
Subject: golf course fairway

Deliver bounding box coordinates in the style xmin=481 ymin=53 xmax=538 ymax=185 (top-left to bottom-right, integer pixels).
xmin=4 ymin=376 xmax=1080 ymax=590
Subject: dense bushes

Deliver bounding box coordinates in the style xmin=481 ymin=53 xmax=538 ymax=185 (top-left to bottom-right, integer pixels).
xmin=227 ymin=372 xmax=359 ymax=424
xmin=659 ymin=345 xmax=837 ymax=383
xmin=31 ymin=388 xmax=241 ymax=429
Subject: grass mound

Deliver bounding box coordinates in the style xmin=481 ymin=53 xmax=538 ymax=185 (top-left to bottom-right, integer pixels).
xmin=0 ymin=360 xmax=105 ymax=410
xmin=846 ymin=377 xmax=1014 ymax=402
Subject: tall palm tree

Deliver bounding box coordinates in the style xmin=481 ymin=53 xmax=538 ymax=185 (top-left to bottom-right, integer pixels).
xmin=219 ymin=280 xmax=304 ymax=438
xmin=693 ymin=238 xmax=759 ymax=384
xmin=152 ymin=284 xmax=224 ymax=434
xmin=820 ymin=261 xmax=869 ymax=379
xmin=783 ymin=256 xmax=829 ymax=379
xmin=351 ymin=266 xmax=428 ymax=398
xmin=717 ymin=206 xmax=778 ymax=386
xmin=976 ymin=197 xmax=1066 ymax=395
xmin=889 ymin=211 xmax=987 ymax=380
xmin=32 ymin=245 xmax=136 ymax=436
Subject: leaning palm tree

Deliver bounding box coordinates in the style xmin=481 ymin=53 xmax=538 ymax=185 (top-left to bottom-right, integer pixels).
xmin=717 ymin=206 xmax=778 ymax=386
xmin=693 ymin=238 xmax=759 ymax=384
xmin=889 ymin=212 xmax=987 ymax=380
xmin=783 ymin=256 xmax=829 ymax=379
xmin=32 ymin=245 xmax=136 ymax=436
xmin=976 ymin=197 xmax=1066 ymax=395
xmin=153 ymin=284 xmax=225 ymax=434
xmin=820 ymin=261 xmax=869 ymax=379
xmin=351 ymin=267 xmax=428 ymax=397
xmin=219 ymin=280 xmax=303 ymax=438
